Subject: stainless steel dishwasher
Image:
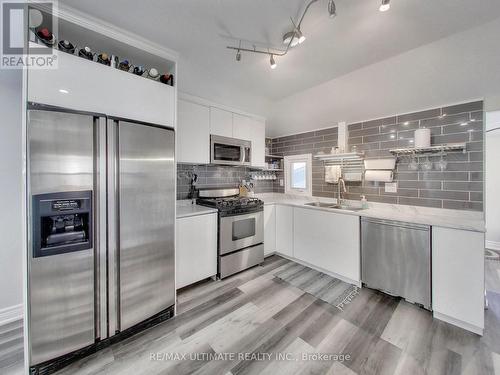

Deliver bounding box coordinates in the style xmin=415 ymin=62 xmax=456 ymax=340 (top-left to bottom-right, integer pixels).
xmin=361 ymin=217 xmax=431 ymax=310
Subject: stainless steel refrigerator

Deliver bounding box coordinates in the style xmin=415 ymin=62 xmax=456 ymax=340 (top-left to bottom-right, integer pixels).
xmin=27 ymin=103 xmax=175 ymax=367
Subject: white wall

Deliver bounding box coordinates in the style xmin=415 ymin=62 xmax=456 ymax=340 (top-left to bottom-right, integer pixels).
xmin=178 ymin=57 xmax=270 ymax=119
xmin=486 ymin=111 xmax=500 ymax=249
xmin=267 ymin=17 xmax=500 ymax=137
xmin=0 ymin=70 xmax=23 ymax=313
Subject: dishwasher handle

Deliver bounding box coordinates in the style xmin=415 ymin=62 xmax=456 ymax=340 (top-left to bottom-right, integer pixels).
xmin=361 ymin=217 xmax=430 ymax=231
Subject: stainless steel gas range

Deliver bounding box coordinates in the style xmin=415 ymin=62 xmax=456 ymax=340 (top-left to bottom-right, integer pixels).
xmin=197 ymin=188 xmax=264 ymax=278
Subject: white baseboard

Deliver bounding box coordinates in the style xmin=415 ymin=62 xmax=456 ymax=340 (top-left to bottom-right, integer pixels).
xmin=486 ymin=240 xmax=500 ymax=251
xmin=433 ymin=311 xmax=483 ymax=336
xmin=273 ymin=252 xmax=361 ymax=288
xmin=0 ymin=304 xmax=23 ymax=326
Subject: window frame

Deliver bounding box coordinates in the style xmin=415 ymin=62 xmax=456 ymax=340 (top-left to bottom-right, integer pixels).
xmin=284 ymin=153 xmax=313 ymax=196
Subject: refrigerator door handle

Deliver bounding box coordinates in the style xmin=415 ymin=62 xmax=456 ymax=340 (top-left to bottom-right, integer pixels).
xmin=107 ymin=119 xmax=120 ymax=334
xmin=95 ymin=117 xmax=108 ymax=340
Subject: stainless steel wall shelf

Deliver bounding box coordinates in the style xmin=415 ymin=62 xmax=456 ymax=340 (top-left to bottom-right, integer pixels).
xmin=389 ymin=143 xmax=466 ymax=155
xmin=313 ymin=152 xmax=365 ymax=161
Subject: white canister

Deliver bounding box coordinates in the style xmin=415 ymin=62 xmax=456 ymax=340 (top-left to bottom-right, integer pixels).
xmin=414 ymin=128 xmax=431 ymax=148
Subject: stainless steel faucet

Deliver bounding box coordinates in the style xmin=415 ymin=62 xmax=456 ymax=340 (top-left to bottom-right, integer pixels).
xmin=337 ymin=177 xmax=346 ymax=205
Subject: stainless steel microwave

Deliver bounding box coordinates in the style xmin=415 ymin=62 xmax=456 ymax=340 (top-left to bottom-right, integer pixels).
xmin=210 ymin=135 xmax=251 ymax=166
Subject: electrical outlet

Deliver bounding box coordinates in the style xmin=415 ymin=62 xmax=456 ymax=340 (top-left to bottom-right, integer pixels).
xmin=385 ymin=182 xmax=397 ymax=193
xmin=280 ymin=179 xmax=284 ymax=187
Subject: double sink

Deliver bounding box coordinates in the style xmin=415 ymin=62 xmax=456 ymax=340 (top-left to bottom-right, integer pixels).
xmin=304 ymin=201 xmax=366 ymax=212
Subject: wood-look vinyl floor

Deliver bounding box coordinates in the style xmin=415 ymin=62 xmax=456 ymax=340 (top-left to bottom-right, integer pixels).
xmin=0 ymin=318 xmax=24 ymax=375
xmin=50 ymin=255 xmax=500 ymax=375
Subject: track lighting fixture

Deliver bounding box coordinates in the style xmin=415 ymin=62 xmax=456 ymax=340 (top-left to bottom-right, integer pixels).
xmin=227 ymin=0 xmax=346 ymax=69
xmin=235 ymin=40 xmax=242 ymax=61
xmin=283 ymin=31 xmax=300 ymax=48
xmin=379 ymin=0 xmax=390 ymax=12
xmin=270 ymin=55 xmax=277 ymax=69
xmin=283 ymin=28 xmax=306 ymax=47
xmin=328 ymin=0 xmax=337 ymax=18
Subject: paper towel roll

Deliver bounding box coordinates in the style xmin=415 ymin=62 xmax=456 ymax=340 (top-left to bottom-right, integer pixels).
xmin=414 ymin=128 xmax=431 ymax=148
xmin=364 ymin=170 xmax=393 ymax=182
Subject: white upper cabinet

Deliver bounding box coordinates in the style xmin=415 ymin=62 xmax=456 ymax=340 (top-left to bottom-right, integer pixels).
xmin=232 ymin=113 xmax=252 ymax=141
xmin=177 ymin=100 xmax=210 ymax=164
xmin=210 ymin=107 xmax=233 ymax=137
xmin=28 ymin=51 xmax=175 ymax=127
xmin=251 ymin=118 xmax=266 ymax=168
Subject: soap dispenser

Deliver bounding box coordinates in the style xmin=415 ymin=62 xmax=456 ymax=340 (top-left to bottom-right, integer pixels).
xmin=361 ymin=195 xmax=368 ymax=209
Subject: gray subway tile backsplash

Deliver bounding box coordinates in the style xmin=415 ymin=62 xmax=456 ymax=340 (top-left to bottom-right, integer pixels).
xmin=397 ymin=108 xmax=441 ymax=123
xmin=418 ymin=190 xmax=469 ymax=200
xmin=398 ymin=197 xmax=443 ymax=208
xmin=420 ymin=112 xmax=470 ymax=128
xmin=442 ymin=200 xmax=483 ymax=211
xmin=362 ymin=116 xmax=396 ymax=128
xmin=176 ymin=164 xmax=276 ymax=200
xmin=442 ymin=101 xmax=482 ymax=115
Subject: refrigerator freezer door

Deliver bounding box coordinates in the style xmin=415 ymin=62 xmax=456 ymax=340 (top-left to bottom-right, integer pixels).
xmin=118 ymin=121 xmax=175 ymax=330
xmin=28 ymin=109 xmax=95 ymax=365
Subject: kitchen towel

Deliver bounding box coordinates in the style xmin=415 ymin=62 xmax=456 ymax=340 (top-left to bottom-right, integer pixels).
xmin=364 ymin=170 xmax=393 ymax=182
xmin=325 ymin=165 xmax=341 ymax=183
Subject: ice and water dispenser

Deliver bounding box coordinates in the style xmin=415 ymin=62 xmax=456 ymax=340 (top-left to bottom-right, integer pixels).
xmin=32 ymin=191 xmax=92 ymax=258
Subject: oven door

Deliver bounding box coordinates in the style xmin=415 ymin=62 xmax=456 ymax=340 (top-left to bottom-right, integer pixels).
xmin=219 ymin=211 xmax=264 ymax=255
xmin=211 ymin=135 xmax=250 ymax=166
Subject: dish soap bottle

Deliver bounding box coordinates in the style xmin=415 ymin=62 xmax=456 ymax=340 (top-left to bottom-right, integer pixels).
xmin=360 ymin=195 xmax=368 ymax=209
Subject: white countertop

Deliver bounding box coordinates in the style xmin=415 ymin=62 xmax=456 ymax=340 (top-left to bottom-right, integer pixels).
xmin=255 ymin=193 xmax=485 ymax=233
xmin=176 ymin=200 xmax=218 ymax=219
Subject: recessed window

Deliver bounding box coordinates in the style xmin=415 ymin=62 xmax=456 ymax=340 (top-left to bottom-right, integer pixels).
xmin=284 ymin=154 xmax=312 ymax=196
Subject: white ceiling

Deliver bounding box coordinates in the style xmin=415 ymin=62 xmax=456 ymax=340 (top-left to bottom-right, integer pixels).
xmin=59 ymin=0 xmax=500 ymax=133
xmin=59 ymin=0 xmax=500 ymax=97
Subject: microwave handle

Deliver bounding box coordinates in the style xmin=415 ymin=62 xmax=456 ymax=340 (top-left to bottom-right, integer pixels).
xmin=241 ymin=145 xmax=246 ymax=163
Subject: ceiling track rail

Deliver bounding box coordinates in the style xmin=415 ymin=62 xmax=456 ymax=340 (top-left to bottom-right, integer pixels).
xmin=226 ymin=0 xmax=333 ymax=60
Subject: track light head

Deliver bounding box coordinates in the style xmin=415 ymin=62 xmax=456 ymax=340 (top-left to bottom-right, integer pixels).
xmin=328 ymin=0 xmax=337 ymax=18
xmin=270 ymin=54 xmax=277 ymax=69
xmin=283 ymin=31 xmax=299 ymax=47
xmin=236 ymin=49 xmax=241 ymax=62
xmin=296 ymin=28 xmax=306 ymax=44
xmin=379 ymin=0 xmax=390 ymax=12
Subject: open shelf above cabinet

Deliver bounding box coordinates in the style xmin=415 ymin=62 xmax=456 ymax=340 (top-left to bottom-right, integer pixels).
xmin=389 ymin=143 xmax=467 ymax=155
xmin=265 ymin=154 xmax=284 ymax=159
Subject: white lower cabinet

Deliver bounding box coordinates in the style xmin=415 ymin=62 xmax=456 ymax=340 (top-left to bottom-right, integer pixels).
xmin=276 ymin=205 xmax=294 ymax=257
xmin=293 ymin=207 xmax=360 ymax=284
xmin=432 ymin=226 xmax=485 ymax=334
xmin=264 ymin=205 xmax=276 ymax=256
xmin=176 ymin=213 xmax=217 ymax=289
